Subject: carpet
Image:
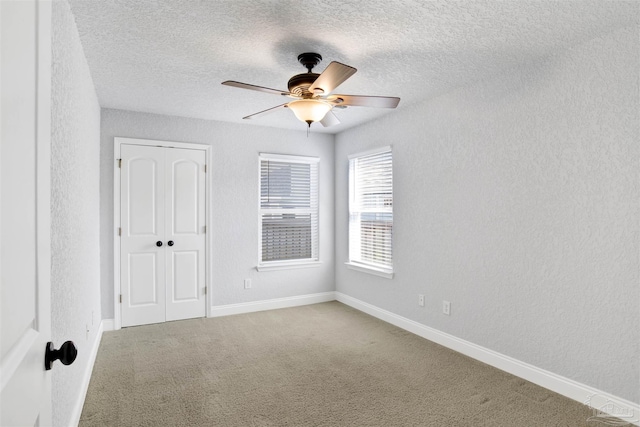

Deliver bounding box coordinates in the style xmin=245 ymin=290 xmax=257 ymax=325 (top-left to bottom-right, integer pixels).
xmin=80 ymin=302 xmax=601 ymax=426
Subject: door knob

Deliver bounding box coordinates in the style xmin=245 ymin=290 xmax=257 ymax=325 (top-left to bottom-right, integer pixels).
xmin=167 ymin=240 xmax=174 ymax=246
xmin=45 ymin=341 xmax=77 ymax=370
xmin=156 ymin=241 xmax=163 ymax=247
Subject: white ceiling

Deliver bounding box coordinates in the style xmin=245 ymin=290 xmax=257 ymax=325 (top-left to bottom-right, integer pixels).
xmin=68 ymin=0 xmax=638 ymax=134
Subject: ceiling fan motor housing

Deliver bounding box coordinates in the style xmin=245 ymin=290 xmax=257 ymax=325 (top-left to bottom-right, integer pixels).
xmin=288 ymin=73 xmax=320 ymax=97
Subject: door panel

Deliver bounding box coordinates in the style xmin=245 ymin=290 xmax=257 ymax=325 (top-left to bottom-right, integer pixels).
xmin=128 ymin=253 xmax=160 ymax=306
xmin=0 ymin=0 xmax=37 ymax=361
xmin=172 ymin=251 xmax=199 ymax=301
xmin=172 ymin=160 xmax=199 ymax=235
xmin=128 ymin=158 xmax=158 ymax=235
xmin=0 ymin=0 xmax=52 ymax=424
xmin=165 ymin=148 xmax=206 ymax=322
xmin=121 ymin=145 xmax=165 ymax=327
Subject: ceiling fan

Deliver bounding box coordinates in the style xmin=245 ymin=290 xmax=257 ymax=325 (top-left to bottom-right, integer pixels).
xmin=222 ymin=52 xmax=400 ymax=128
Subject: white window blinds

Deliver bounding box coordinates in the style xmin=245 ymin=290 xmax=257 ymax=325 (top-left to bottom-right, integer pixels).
xmin=259 ymin=154 xmax=319 ymax=265
xmin=349 ymin=147 xmax=393 ymax=273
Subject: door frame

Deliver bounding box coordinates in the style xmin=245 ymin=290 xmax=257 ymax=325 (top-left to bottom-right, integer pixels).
xmin=113 ymin=137 xmax=212 ymax=330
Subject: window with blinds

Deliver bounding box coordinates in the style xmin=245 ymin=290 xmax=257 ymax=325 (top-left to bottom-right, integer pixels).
xmin=259 ymin=153 xmax=319 ymax=267
xmin=348 ymin=147 xmax=393 ymax=275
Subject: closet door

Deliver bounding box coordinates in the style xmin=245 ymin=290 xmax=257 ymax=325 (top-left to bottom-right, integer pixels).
xmin=165 ymin=148 xmax=206 ymax=321
xmin=120 ymin=144 xmax=166 ymax=327
xmin=120 ymin=144 xmax=206 ymax=327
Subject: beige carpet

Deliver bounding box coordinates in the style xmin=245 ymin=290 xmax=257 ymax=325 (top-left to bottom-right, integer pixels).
xmin=80 ymin=302 xmax=600 ymax=426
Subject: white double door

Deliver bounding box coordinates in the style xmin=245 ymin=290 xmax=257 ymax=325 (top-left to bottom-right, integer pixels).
xmin=121 ymin=144 xmax=206 ymax=327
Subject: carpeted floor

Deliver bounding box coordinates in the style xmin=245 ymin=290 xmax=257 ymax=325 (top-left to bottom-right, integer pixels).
xmin=80 ymin=302 xmax=600 ymax=426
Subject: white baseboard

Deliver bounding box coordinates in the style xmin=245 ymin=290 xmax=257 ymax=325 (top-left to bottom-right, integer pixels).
xmin=335 ymin=292 xmax=639 ymax=426
xmin=210 ymin=292 xmax=336 ymax=318
xmin=102 ymin=318 xmax=114 ymax=332
xmin=69 ymin=319 xmax=105 ymax=427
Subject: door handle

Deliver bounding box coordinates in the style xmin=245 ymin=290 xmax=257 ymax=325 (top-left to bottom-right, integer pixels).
xmin=167 ymin=240 xmax=174 ymax=246
xmin=45 ymin=341 xmax=77 ymax=370
xmin=156 ymin=241 xmax=163 ymax=247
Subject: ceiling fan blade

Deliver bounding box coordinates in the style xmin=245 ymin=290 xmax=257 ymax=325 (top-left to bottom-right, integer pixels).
xmin=320 ymin=110 xmax=340 ymax=127
xmin=242 ymin=103 xmax=288 ymax=120
xmin=308 ymin=62 xmax=357 ymax=95
xmin=328 ymin=94 xmax=400 ymax=108
xmin=222 ymin=80 xmax=291 ymax=97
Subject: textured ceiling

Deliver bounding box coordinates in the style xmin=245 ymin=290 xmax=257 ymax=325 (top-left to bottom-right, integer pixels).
xmin=68 ymin=0 xmax=638 ymax=134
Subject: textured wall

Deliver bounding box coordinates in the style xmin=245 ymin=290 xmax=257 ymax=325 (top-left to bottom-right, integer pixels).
xmin=51 ymin=1 xmax=102 ymax=426
xmin=100 ymin=110 xmax=334 ymax=318
xmin=335 ymin=26 xmax=639 ymax=403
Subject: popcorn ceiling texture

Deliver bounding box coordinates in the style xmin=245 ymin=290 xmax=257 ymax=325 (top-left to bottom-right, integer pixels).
xmin=67 ymin=0 xmax=639 ymax=134
xmin=335 ymin=25 xmax=639 ymax=403
xmin=51 ymin=1 xmax=102 ymax=426
xmin=100 ymin=111 xmax=334 ymax=319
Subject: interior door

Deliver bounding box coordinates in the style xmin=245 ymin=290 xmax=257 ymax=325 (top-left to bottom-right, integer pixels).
xmin=120 ymin=145 xmax=206 ymax=327
xmin=120 ymin=145 xmax=166 ymax=327
xmin=0 ymin=0 xmax=53 ymax=425
xmin=165 ymin=148 xmax=206 ymax=321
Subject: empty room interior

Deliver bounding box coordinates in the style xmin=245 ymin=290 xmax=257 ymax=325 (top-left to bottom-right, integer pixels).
xmin=1 ymin=0 xmax=639 ymax=426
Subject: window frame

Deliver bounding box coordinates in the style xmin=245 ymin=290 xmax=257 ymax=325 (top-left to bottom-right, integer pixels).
xmin=257 ymin=153 xmax=320 ymax=271
xmin=346 ymin=146 xmax=394 ymax=279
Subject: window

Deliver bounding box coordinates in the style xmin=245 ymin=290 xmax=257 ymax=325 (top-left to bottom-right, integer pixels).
xmin=347 ymin=147 xmax=393 ymax=278
xmin=258 ymin=153 xmax=319 ymax=270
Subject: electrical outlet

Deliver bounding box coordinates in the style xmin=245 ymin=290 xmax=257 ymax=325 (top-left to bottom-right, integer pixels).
xmin=443 ymin=300 xmax=451 ymax=315
xmin=244 ymin=279 xmax=252 ymax=289
xmin=418 ymin=294 xmax=425 ymax=307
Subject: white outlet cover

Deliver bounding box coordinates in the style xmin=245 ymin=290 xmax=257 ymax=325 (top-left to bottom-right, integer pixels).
xmin=443 ymin=300 xmax=451 ymax=315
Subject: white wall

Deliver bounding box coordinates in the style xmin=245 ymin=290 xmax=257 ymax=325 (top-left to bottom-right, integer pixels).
xmin=100 ymin=110 xmax=335 ymax=318
xmin=51 ymin=1 xmax=102 ymax=426
xmin=335 ymin=26 xmax=639 ymax=403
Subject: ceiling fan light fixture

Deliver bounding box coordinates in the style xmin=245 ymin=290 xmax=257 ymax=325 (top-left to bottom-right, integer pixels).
xmin=287 ymin=99 xmax=332 ymax=126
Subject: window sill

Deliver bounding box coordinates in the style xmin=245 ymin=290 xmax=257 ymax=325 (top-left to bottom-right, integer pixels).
xmin=345 ymin=262 xmax=394 ymax=279
xmin=256 ymin=261 xmax=321 ymax=272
